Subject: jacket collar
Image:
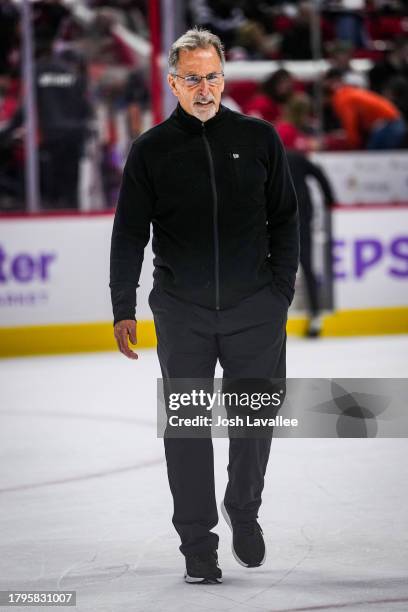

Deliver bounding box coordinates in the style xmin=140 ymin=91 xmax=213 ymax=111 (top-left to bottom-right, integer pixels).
xmin=171 ymin=102 xmax=229 ymax=134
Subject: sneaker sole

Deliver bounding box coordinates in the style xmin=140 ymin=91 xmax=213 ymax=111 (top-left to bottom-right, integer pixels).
xmin=184 ymin=572 xmax=223 ymax=584
xmin=220 ymin=500 xmax=266 ymax=568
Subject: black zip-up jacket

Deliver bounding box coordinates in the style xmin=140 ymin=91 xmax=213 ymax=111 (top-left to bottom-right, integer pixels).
xmin=110 ymin=103 xmax=299 ymax=324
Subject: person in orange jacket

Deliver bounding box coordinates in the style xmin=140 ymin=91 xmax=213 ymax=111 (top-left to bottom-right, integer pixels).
xmin=323 ymin=68 xmax=407 ymax=150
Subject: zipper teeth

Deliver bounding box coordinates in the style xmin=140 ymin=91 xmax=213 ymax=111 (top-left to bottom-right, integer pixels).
xmin=202 ymin=129 xmax=220 ymax=310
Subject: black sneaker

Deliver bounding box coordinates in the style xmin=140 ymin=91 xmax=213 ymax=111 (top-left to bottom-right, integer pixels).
xmin=221 ymin=500 xmax=266 ymax=568
xmin=184 ymin=550 xmax=223 ymax=584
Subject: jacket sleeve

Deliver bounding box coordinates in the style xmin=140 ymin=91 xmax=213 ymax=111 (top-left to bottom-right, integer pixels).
xmin=109 ymin=141 xmax=154 ymax=325
xmin=265 ymin=129 xmax=300 ymax=305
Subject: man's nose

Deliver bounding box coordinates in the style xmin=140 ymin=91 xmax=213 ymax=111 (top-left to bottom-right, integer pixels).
xmin=198 ymin=77 xmax=210 ymax=95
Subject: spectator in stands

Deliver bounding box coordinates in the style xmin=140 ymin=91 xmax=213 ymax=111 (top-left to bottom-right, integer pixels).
xmin=188 ymin=0 xmax=246 ymax=49
xmin=327 ymin=39 xmax=367 ymax=88
xmin=323 ymin=68 xmax=407 ymax=149
xmin=280 ymin=2 xmax=320 ymax=60
xmin=243 ymin=69 xmax=295 ymax=123
xmin=105 ymin=0 xmax=148 ymax=36
xmin=280 ymin=2 xmax=313 ymax=60
xmin=326 ymin=0 xmax=369 ymax=49
xmin=0 ymin=72 xmax=20 ymax=131
xmin=369 ymin=36 xmax=408 ymax=95
xmin=90 ymin=0 xmax=147 ymax=35
xmin=230 ymin=20 xmax=278 ymax=60
xmin=366 ymin=0 xmax=406 ymax=45
xmin=0 ymin=70 xmax=24 ymax=211
xmin=32 ymin=0 xmax=71 ymax=43
xmin=0 ymin=1 xmax=19 ymax=76
xmin=241 ymin=0 xmax=279 ymax=35
xmin=275 ymin=93 xmax=320 ymax=153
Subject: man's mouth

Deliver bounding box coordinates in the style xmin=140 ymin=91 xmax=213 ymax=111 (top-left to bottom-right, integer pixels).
xmin=195 ymin=100 xmax=214 ymax=107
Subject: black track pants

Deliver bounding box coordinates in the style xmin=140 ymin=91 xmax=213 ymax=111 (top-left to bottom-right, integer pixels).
xmin=149 ymin=283 xmax=288 ymax=556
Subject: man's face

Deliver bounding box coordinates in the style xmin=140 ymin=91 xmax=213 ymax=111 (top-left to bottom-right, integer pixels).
xmin=167 ymin=46 xmax=225 ymax=122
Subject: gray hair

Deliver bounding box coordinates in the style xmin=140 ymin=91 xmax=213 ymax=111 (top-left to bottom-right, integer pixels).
xmin=168 ymin=27 xmax=225 ymax=74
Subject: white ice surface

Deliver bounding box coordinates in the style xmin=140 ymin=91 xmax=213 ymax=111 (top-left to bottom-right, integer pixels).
xmin=1 ymin=336 xmax=408 ymax=611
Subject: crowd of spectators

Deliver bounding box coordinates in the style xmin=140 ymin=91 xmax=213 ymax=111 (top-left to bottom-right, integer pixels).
xmin=187 ymin=0 xmax=408 ymax=60
xmin=0 ymin=0 xmax=407 ymax=211
xmin=0 ymin=0 xmax=150 ymax=211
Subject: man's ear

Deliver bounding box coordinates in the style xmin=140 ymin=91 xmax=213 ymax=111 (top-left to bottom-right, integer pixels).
xmin=167 ymin=73 xmax=178 ymax=97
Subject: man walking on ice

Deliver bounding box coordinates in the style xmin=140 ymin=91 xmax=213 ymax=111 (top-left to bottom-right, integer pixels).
xmin=110 ymin=28 xmax=299 ymax=584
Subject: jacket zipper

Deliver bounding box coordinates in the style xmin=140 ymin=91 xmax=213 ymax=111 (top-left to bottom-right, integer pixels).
xmin=201 ymin=123 xmax=220 ymax=310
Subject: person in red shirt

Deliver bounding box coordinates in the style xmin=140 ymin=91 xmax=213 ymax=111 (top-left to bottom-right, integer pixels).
xmin=243 ymin=69 xmax=295 ymax=123
xmin=275 ymin=93 xmax=320 ymax=153
xmin=323 ymin=68 xmax=406 ymax=150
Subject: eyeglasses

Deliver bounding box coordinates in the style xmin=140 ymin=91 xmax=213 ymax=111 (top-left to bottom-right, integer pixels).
xmin=173 ymin=72 xmax=224 ymax=88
